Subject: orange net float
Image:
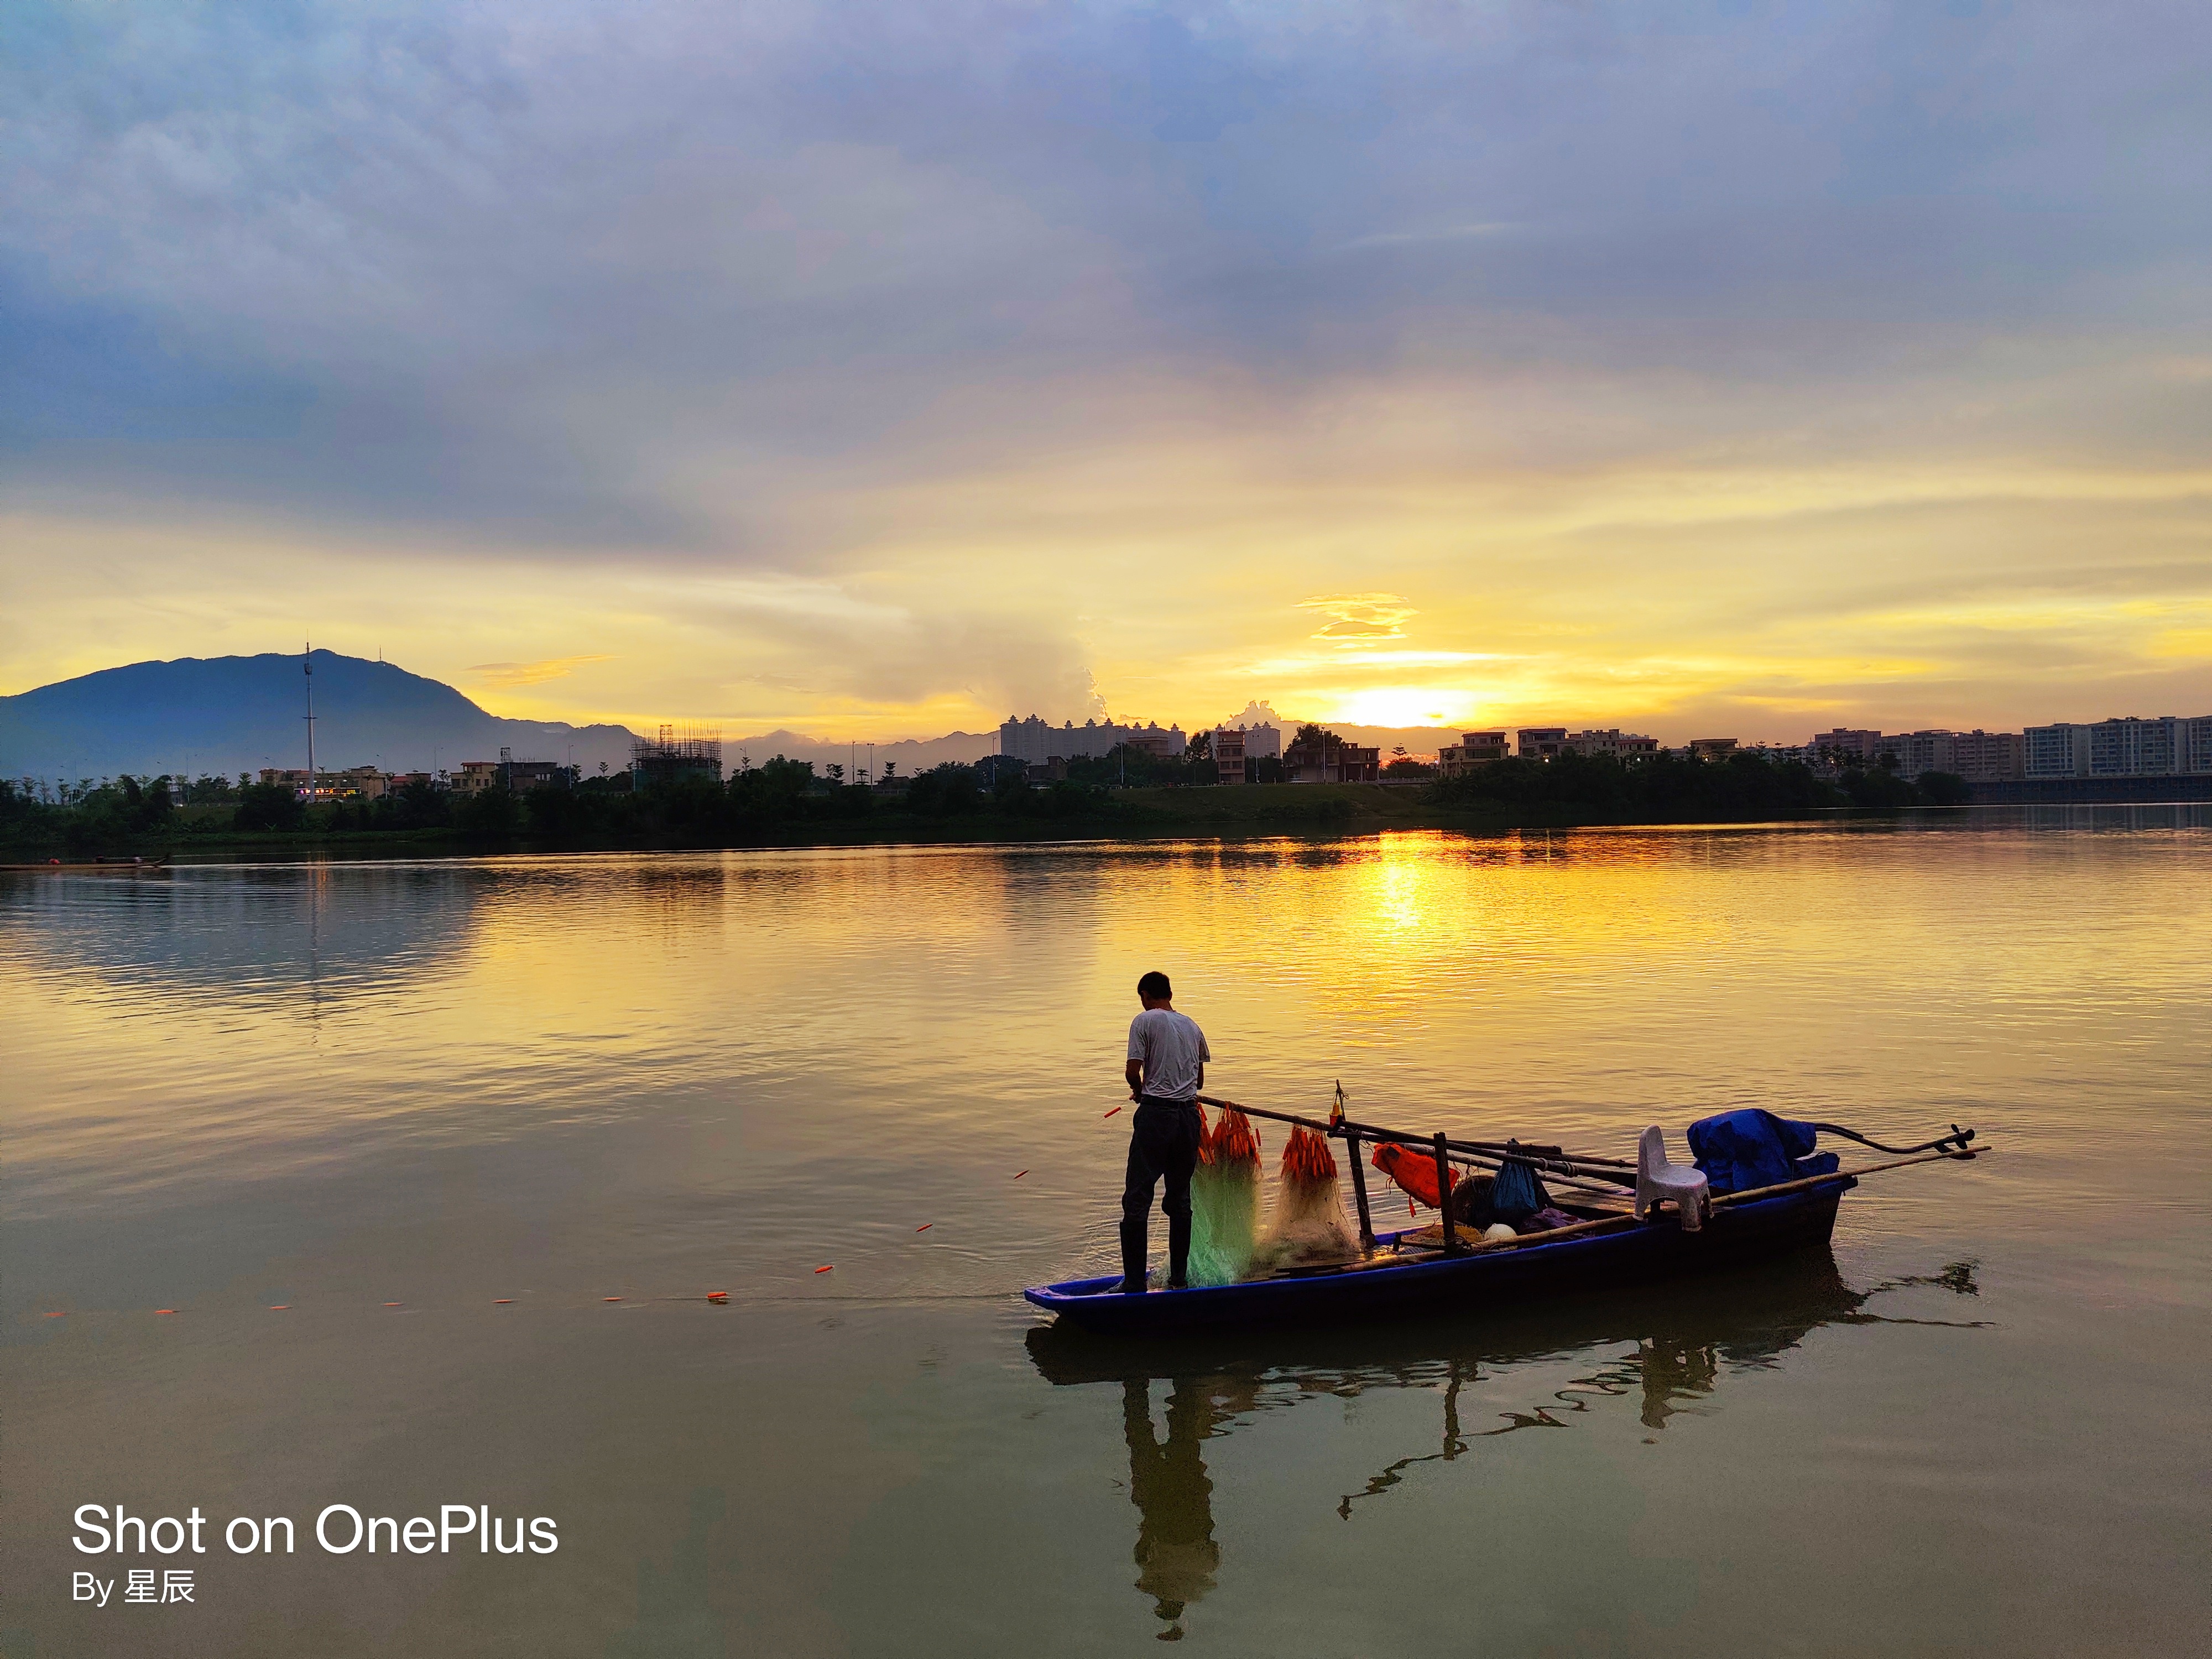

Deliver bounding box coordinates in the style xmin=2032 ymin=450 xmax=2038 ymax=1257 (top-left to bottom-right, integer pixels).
xmin=1371 ymin=1141 xmax=1444 ymax=1208
xmin=1281 ymin=1124 xmax=1338 ymax=1185
xmin=1201 ymin=1107 xmax=1262 ymax=1169
xmin=1248 ymin=1122 xmax=1359 ymax=1271
xmin=1188 ymin=1107 xmax=1262 ymax=1286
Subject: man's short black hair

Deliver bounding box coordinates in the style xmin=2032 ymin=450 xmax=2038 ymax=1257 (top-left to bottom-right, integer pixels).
xmin=1137 ymin=971 xmax=1172 ymax=1001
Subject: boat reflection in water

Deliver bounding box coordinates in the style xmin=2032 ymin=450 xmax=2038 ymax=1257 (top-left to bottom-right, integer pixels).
xmin=1027 ymin=1250 xmax=1984 ymax=1640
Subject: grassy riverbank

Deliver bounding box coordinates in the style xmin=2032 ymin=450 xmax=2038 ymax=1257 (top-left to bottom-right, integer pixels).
xmin=2 ymin=754 xmax=1966 ymax=862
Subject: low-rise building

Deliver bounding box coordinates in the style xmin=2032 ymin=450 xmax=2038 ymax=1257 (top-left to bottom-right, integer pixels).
xmin=1516 ymin=727 xmax=1568 ymax=761
xmin=1687 ymin=738 xmax=1740 ymax=763
xmin=453 ymin=760 xmax=502 ymax=795
xmin=1212 ymin=727 xmax=1247 ymax=786
xmin=1563 ymin=729 xmax=1660 ymax=760
xmin=502 ymin=758 xmax=568 ymax=791
xmin=1436 ymin=731 xmax=1509 ymax=778
xmin=1283 ymin=732 xmax=1379 ymax=783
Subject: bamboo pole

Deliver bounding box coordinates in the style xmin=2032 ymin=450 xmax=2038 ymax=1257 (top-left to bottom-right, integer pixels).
xmin=1433 ymin=1133 xmax=1460 ymax=1255
xmin=1345 ymin=1125 xmax=1376 ymax=1249
xmin=1192 ymin=1094 xmax=1632 ymax=1185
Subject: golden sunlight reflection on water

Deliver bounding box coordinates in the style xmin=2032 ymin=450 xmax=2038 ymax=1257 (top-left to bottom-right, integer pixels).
xmin=3 ymin=817 xmax=2208 ymax=1657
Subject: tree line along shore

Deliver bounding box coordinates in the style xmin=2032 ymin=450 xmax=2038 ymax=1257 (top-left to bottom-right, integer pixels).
xmin=1 ymin=745 xmax=1971 ymax=859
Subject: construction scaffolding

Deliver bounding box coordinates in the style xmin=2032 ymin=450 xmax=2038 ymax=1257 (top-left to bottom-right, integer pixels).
xmin=630 ymin=722 xmax=724 ymax=790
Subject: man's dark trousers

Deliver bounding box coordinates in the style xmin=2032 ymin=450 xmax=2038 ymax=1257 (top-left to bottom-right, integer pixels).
xmin=1120 ymin=1095 xmax=1203 ymax=1287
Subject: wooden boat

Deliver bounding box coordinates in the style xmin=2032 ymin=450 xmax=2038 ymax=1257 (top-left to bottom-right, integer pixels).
xmin=0 ymin=856 xmax=170 ymax=873
xmin=1026 ymin=1173 xmax=1856 ymax=1336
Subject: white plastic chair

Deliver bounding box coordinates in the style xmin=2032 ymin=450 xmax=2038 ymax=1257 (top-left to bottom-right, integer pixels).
xmin=1635 ymin=1126 xmax=1710 ymax=1230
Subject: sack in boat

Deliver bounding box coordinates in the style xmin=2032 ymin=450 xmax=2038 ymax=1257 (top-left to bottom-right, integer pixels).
xmin=1246 ymin=1125 xmax=1358 ymax=1275
xmin=1450 ymin=1171 xmax=1498 ymax=1230
xmin=1489 ymin=1147 xmax=1551 ymax=1221
xmin=1187 ymin=1107 xmax=1262 ymax=1287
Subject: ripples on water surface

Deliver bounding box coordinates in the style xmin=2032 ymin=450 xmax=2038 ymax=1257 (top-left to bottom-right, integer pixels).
xmin=3 ymin=816 xmax=2207 ymax=1656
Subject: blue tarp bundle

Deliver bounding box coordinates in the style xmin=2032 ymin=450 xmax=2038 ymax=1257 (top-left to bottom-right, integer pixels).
xmin=1687 ymin=1109 xmax=1840 ymax=1196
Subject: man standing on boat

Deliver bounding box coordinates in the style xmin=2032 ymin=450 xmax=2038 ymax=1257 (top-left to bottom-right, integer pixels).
xmin=1120 ymin=971 xmax=1211 ymax=1293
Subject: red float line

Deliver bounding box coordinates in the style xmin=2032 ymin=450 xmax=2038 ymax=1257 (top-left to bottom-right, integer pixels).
xmin=494 ymin=1299 xmax=515 ymax=1305
xmin=1014 ymin=1170 xmax=1029 ymax=1179
xmin=269 ymin=1305 xmax=290 ymax=1311
xmin=813 ymin=1265 xmax=833 ymax=1274
xmin=155 ymin=1309 xmax=176 ymax=1315
xmin=1103 ymin=1107 xmax=1121 ymax=1119
xmin=603 ymin=1297 xmax=623 ymax=1303
xmin=383 ymin=1301 xmax=401 ymax=1307
xmin=706 ymin=1292 xmax=728 ymax=1303
xmin=915 ymin=1223 xmax=933 ymax=1232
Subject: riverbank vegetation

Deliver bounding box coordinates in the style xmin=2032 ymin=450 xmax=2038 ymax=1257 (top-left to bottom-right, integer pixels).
xmin=1 ymin=748 xmax=1969 ymax=860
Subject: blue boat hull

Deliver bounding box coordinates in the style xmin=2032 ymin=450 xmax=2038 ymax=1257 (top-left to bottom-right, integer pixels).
xmin=1023 ymin=1177 xmax=1854 ymax=1336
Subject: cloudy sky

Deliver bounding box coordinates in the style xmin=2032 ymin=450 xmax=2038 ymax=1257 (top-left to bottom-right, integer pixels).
xmin=4 ymin=0 xmax=2208 ymax=740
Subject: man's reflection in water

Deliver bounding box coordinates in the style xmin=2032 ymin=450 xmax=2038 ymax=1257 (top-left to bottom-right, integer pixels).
xmin=1036 ymin=1253 xmax=1987 ymax=1634
xmin=1121 ymin=1378 xmax=1222 ymax=1640
xmin=1637 ymin=1334 xmax=1721 ymax=1432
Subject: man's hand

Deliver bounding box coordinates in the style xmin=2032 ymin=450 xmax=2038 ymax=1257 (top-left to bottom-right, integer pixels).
xmin=1126 ymin=1058 xmax=1144 ymax=1102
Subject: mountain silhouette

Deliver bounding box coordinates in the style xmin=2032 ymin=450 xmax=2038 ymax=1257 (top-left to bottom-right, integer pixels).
xmin=0 ymin=650 xmax=644 ymax=781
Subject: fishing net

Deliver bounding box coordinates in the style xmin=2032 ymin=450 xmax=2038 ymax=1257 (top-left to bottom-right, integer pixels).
xmin=1247 ymin=1124 xmax=1359 ymax=1275
xmin=1187 ymin=1107 xmax=1262 ymax=1287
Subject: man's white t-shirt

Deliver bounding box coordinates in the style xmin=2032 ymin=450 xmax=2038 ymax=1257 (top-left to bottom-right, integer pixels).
xmin=1127 ymin=1008 xmax=1210 ymax=1102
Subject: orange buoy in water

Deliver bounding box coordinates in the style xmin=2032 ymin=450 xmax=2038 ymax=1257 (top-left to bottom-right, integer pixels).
xmin=706 ymin=1292 xmax=728 ymax=1303
xmin=1371 ymin=1141 xmax=1444 ymax=1208
xmin=494 ymin=1299 xmax=514 ymax=1305
xmin=915 ymin=1223 xmax=932 ymax=1232
xmin=1103 ymin=1106 xmax=1121 ymax=1119
xmin=813 ymin=1265 xmax=833 ymax=1274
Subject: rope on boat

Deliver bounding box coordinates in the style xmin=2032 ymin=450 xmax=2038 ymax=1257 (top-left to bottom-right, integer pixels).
xmin=1809 ymin=1121 xmax=1977 ymax=1156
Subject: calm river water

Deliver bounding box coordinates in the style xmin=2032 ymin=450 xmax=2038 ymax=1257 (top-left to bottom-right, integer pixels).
xmin=4 ymin=816 xmax=2208 ymax=1657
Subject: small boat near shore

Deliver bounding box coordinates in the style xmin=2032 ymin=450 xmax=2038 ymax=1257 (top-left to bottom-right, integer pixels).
xmin=0 ymin=856 xmax=170 ymax=873
xmin=1026 ymin=1095 xmax=1980 ymax=1337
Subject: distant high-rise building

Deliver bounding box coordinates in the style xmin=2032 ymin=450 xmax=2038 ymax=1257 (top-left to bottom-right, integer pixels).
xmin=998 ymin=716 xmax=1185 ymax=765
xmin=2023 ymin=723 xmax=2091 ymax=779
xmin=1809 ymin=729 xmax=1887 ymax=764
xmin=2089 ymin=716 xmax=2180 ymax=777
xmin=1943 ymin=731 xmax=2025 ymax=782
xmin=2188 ymin=716 xmax=2212 ymax=774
